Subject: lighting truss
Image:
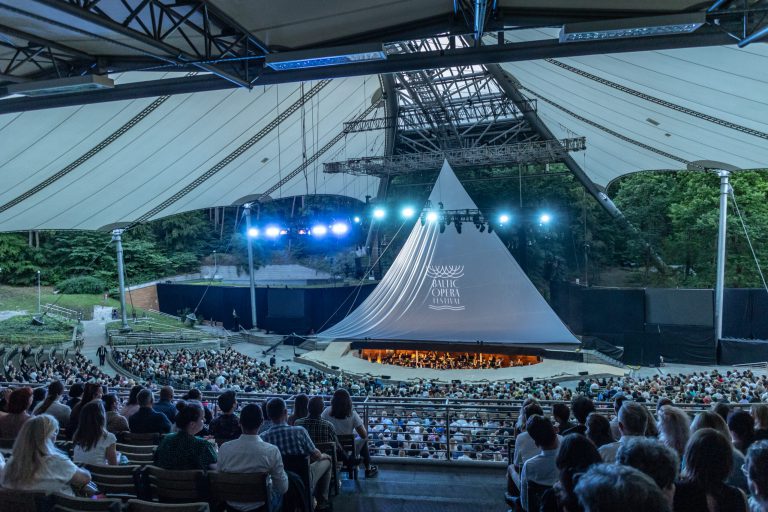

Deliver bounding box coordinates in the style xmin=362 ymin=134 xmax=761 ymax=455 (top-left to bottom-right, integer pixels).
xmin=323 ymin=137 xmax=586 ymax=176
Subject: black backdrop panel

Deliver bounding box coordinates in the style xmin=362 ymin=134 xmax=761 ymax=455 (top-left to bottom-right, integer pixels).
xmin=581 ymin=288 xmax=645 ymax=334
xmin=720 ymin=338 xmax=768 ymax=365
xmin=646 ymin=289 xmax=713 ymax=326
xmin=623 ymin=326 xmax=716 ymax=365
xmin=267 ymin=288 xmax=306 ymax=318
xmin=723 ymin=289 xmax=752 ymax=339
xmin=751 ymin=290 xmax=768 ymax=339
xmin=550 ymin=282 xmax=583 ymax=333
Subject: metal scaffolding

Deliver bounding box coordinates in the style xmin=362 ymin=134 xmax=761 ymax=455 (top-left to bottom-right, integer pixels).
xmin=323 ymin=137 xmax=586 ymax=176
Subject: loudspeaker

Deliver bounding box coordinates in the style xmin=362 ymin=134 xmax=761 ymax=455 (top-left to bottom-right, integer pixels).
xmin=331 ymin=366 xmax=339 ymax=370
xmin=452 ymin=380 xmax=462 ymax=384
xmin=578 ymin=371 xmax=589 ymax=376
xmin=381 ymin=375 xmax=391 ymax=380
xmin=523 ymin=377 xmax=534 ymax=382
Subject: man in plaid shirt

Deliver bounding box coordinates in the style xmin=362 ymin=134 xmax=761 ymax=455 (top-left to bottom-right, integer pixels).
xmin=296 ymin=396 xmax=342 ymax=452
xmin=262 ymin=398 xmax=333 ymax=511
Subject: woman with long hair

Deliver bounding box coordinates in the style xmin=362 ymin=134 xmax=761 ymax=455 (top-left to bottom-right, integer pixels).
xmin=103 ymin=393 xmax=129 ymax=433
xmin=68 ymin=383 xmax=103 ymax=436
xmin=288 ymin=394 xmax=309 ymax=426
xmin=120 ymin=385 xmax=143 ymax=418
xmin=154 ymin=401 xmax=217 ymax=471
xmin=690 ymin=411 xmax=748 ymax=491
xmin=673 ymin=428 xmax=747 ymax=512
xmin=2 ymin=415 xmax=91 ymax=495
xmin=751 ymin=404 xmax=768 ymax=440
xmin=322 ymin=388 xmax=377 ymax=477
xmin=73 ymin=400 xmax=118 ymax=466
xmin=541 ymin=433 xmax=602 ymax=512
xmin=0 ymin=387 xmax=33 ymax=438
xmin=33 ymin=381 xmax=70 ymax=428
xmin=657 ymin=405 xmax=690 ymax=459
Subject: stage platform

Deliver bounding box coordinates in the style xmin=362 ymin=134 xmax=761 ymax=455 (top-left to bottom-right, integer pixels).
xmin=297 ymin=342 xmax=626 ymax=383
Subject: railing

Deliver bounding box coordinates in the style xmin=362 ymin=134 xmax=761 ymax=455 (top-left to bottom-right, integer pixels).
xmin=43 ymin=303 xmax=83 ymax=322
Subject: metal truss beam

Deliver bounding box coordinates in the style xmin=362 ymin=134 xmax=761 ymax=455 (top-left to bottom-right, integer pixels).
xmin=323 ymin=137 xmax=586 ymax=176
xmin=0 ymin=28 xmax=736 ymax=113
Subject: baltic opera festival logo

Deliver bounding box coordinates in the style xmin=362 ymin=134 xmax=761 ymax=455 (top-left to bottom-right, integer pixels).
xmin=425 ymin=265 xmax=465 ymax=311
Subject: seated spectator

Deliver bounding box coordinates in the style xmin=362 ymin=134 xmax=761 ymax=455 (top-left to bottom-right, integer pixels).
xmin=67 ymin=383 xmax=84 ymax=409
xmin=552 ymin=403 xmax=574 ymax=433
xmin=258 ymin=401 xmax=273 ymax=434
xmin=598 ymin=402 xmax=647 ymax=463
xmin=154 ymin=401 xmax=217 ymax=470
xmin=129 ymin=389 xmax=172 ymax=435
xmin=751 ymin=404 xmax=768 ymax=441
xmin=674 ymin=428 xmax=747 ymax=512
xmin=321 ymin=388 xmax=377 ymax=478
xmin=218 ymin=404 xmax=288 ymax=511
xmin=30 ymin=386 xmax=46 ymax=413
xmin=731 ymin=410 xmax=757 ymax=455
xmin=262 ymin=397 xmax=333 ymax=512
xmin=640 ymin=405 xmax=659 ymax=437
xmin=153 ymin=386 xmax=177 ymax=424
xmin=209 ymin=390 xmax=241 ymax=442
xmin=73 ymin=400 xmax=118 ymax=466
xmin=541 ymin=433 xmax=601 ymax=512
xmin=296 ymin=396 xmax=340 ymax=455
xmin=609 ymin=394 xmax=629 ymax=440
xmin=33 ymin=381 xmax=70 ymax=428
xmin=562 ymin=396 xmax=595 ymax=436
xmin=585 ymin=413 xmax=614 ymax=448
xmin=288 ymin=393 xmax=309 ymax=426
xmin=513 ymin=404 xmax=546 ymax=474
xmin=68 ymin=383 xmax=103 ymax=436
xmin=657 ymin=406 xmax=690 ymax=459
xmin=0 ymin=387 xmax=33 ymax=439
xmin=521 ymin=415 xmax=560 ymax=512
xmin=2 ymin=415 xmax=91 ymax=496
xmin=120 ymin=385 xmax=143 ymax=418
xmin=183 ymin=388 xmax=213 ymax=424
xmin=690 ymin=410 xmax=747 ymax=491
xmin=103 ymin=393 xmax=130 ymax=433
xmin=574 ymin=463 xmax=670 ymax=512
xmin=745 ymin=440 xmax=768 ymax=512
xmin=616 ymin=437 xmax=678 ymax=508
xmin=712 ymin=402 xmax=731 ymax=423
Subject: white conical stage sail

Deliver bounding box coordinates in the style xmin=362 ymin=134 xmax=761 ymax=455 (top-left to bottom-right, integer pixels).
xmin=317 ymin=160 xmax=579 ymax=345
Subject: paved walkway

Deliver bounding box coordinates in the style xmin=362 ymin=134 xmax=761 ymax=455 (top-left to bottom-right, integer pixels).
xmin=80 ymin=305 xmax=116 ymax=376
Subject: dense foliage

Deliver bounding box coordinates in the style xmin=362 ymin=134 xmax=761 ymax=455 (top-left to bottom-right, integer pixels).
xmin=55 ymin=276 xmax=107 ymax=295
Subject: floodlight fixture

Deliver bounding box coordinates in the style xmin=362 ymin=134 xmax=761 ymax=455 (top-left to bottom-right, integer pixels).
xmin=539 ymin=213 xmax=552 ymax=224
xmin=559 ymin=13 xmax=705 ymax=43
xmin=247 ymin=227 xmax=260 ymax=238
xmin=331 ymin=222 xmax=349 ymax=235
xmin=353 ymin=216 xmax=361 ymax=224
xmin=401 ymin=206 xmax=416 ymax=219
xmin=426 ymin=211 xmax=439 ymax=223
xmin=265 ymin=226 xmax=280 ymax=238
xmin=373 ymin=208 xmax=386 ymax=220
xmin=499 ymin=214 xmax=510 ymax=224
xmin=279 ymin=229 xmax=288 ymax=235
xmin=265 ymin=43 xmax=387 ymax=71
xmin=312 ymin=225 xmax=328 ymax=237
xmin=4 ymin=74 xmax=114 ymax=97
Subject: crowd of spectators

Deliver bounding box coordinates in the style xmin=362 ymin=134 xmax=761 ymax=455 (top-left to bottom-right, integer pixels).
xmin=4 ymin=351 xmax=115 ymax=385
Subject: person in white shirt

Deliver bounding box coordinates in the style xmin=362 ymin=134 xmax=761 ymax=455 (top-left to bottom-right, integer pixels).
xmin=2 ymin=415 xmax=91 ymax=496
xmin=598 ymin=402 xmax=647 ymax=463
xmin=521 ymin=415 xmax=560 ymax=512
xmin=321 ymin=388 xmax=377 ymax=478
xmin=72 ymin=400 xmax=118 ymax=466
xmin=218 ymin=404 xmax=288 ymax=511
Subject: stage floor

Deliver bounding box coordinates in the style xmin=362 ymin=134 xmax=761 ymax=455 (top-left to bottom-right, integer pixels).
xmin=298 ymin=342 xmax=626 ymax=383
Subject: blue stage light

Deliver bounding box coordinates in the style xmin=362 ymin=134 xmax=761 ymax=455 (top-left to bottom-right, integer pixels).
xmin=265 ymin=226 xmax=280 ymax=238
xmin=499 ymin=214 xmax=510 ymax=224
xmin=426 ymin=211 xmax=438 ymax=223
xmin=353 ymin=216 xmax=361 ymax=224
xmin=401 ymin=207 xmax=415 ymax=219
xmin=373 ymin=208 xmax=386 ymax=220
xmin=312 ymin=225 xmax=328 ymax=236
xmin=539 ymin=213 xmax=552 ymax=224
xmin=247 ymin=227 xmax=259 ymax=238
xmin=331 ymin=222 xmax=349 ymax=235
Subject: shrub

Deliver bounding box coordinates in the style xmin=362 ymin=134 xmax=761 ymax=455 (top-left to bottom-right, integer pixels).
xmin=55 ymin=276 xmax=106 ymax=295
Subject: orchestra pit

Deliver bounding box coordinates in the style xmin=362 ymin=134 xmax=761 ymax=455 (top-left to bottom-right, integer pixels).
xmin=0 ymin=2 xmax=767 ymax=512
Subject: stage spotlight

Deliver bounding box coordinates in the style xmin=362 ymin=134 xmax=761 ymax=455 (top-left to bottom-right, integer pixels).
xmin=499 ymin=214 xmax=510 ymax=224
xmin=353 ymin=216 xmax=361 ymax=224
xmin=247 ymin=227 xmax=259 ymax=238
xmin=279 ymin=229 xmax=288 ymax=235
xmin=401 ymin=206 xmax=416 ymax=219
xmin=373 ymin=208 xmax=386 ymax=220
xmin=426 ymin=211 xmax=438 ymax=223
xmin=331 ymin=222 xmax=349 ymax=235
xmin=539 ymin=213 xmax=552 ymax=224
xmin=298 ymin=229 xmax=308 ymax=235
xmin=265 ymin=226 xmax=280 ymax=238
xmin=312 ymin=225 xmax=328 ymax=236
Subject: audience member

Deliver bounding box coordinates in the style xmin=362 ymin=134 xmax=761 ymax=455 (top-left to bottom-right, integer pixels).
xmin=690 ymin=410 xmax=747 ymax=490
xmin=712 ymin=402 xmax=731 ymax=423
xmin=731 ymin=410 xmax=758 ymax=455
xmin=657 ymin=406 xmax=690 ymax=458
xmin=746 ymin=440 xmax=768 ymax=512
xmin=562 ymin=396 xmax=594 ymax=436
xmin=610 ymin=394 xmax=629 ymax=440
xmin=29 ymin=386 xmax=46 ymax=413
xmin=617 ymin=437 xmax=678 ymax=507
xmin=261 ymin=397 xmax=333 ymax=512
xmin=128 ymin=389 xmax=172 ymax=434
xmin=33 ymin=381 xmax=70 ymax=428
xmin=209 ymin=390 xmax=241 ymax=442
xmin=73 ymin=400 xmax=118 ymax=466
xmin=520 ymin=415 xmax=560 ymax=512
xmin=288 ymin=393 xmax=309 ymax=426
xmin=218 ymin=403 xmax=288 ymax=511
xmin=322 ymin=388 xmax=377 ymax=478
xmin=154 ymin=401 xmax=217 ymax=470
xmin=674 ymin=428 xmax=747 ymax=512
xmin=2 ymin=415 xmax=91 ymax=496
xmin=585 ymin=412 xmax=614 ymax=448
xmin=574 ymin=464 xmax=670 ymax=512
xmin=103 ymin=393 xmax=129 ymax=433
xmin=0 ymin=387 xmax=33 ymax=438
xmin=552 ymin=403 xmax=574 ymax=433
xmin=598 ymin=402 xmax=647 ymax=463
xmin=751 ymin=405 xmax=768 ymax=441
xmin=66 ymin=383 xmax=84 ymax=409
xmin=120 ymin=385 xmax=143 ymax=418
xmin=68 ymin=382 xmax=103 ymax=436
xmin=296 ymin=396 xmax=340 ymax=454
xmin=541 ymin=433 xmax=601 ymax=512
xmin=153 ymin=386 xmax=177 ymax=423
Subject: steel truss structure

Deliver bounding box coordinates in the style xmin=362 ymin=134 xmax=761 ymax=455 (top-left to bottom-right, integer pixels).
xmin=323 ymin=138 xmax=585 ymax=176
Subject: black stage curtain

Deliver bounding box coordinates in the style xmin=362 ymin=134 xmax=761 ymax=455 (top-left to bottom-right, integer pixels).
xmin=623 ymin=325 xmax=716 ymax=366
xmin=645 ymin=288 xmax=713 ymax=326
xmin=723 ymin=289 xmax=752 ymax=339
xmin=581 ymin=336 xmax=624 ymax=360
xmin=719 ymin=338 xmax=768 ymax=365
xmin=581 ymin=288 xmax=645 ymax=334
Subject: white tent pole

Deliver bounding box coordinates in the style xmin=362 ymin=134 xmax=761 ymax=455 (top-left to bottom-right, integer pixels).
xmin=243 ymin=204 xmax=258 ymax=329
xmin=714 ymin=170 xmax=730 ymax=342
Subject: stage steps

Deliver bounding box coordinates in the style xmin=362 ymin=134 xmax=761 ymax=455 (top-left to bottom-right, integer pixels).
xmin=582 ymin=349 xmax=626 ymax=368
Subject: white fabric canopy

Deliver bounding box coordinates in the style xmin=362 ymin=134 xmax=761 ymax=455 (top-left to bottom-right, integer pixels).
xmin=317 ymin=160 xmax=579 ymax=345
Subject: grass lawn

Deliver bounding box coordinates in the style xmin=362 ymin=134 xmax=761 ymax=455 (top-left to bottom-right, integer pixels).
xmin=0 ymin=285 xmax=119 ymax=320
xmin=0 ymin=314 xmax=76 ymax=345
xmin=106 ymin=312 xmax=187 ymax=332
